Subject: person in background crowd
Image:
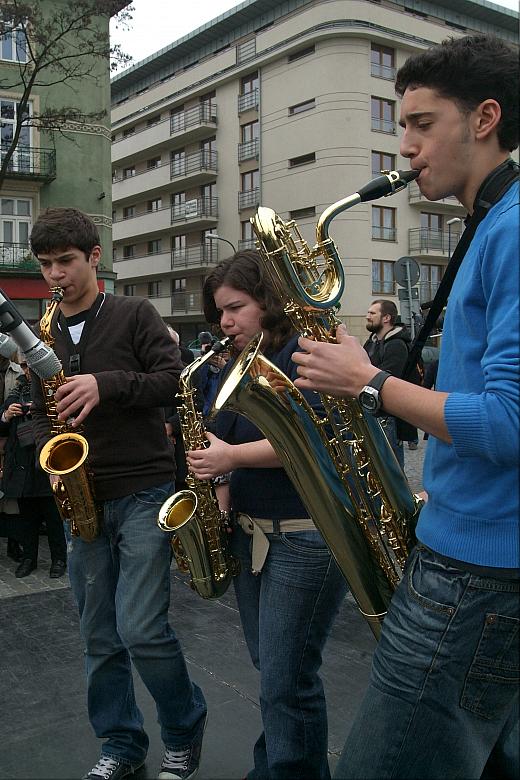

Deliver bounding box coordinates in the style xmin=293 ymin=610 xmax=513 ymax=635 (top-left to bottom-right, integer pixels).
xmin=363 ymin=299 xmax=418 ymax=467
xmin=0 ymin=348 xmax=24 ymax=562
xmin=0 ymin=354 xmax=67 ymax=578
xmin=292 ymin=33 xmax=519 ymax=780
xmin=30 ymin=207 xmax=207 ymax=780
xmin=188 ymin=250 xmax=347 ymax=780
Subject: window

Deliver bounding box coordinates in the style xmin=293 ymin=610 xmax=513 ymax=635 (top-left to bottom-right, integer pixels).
xmin=123 ymin=245 xmax=135 ymax=258
xmin=372 ymin=206 xmax=396 ymax=240
xmin=124 ymin=285 xmax=136 ymax=296
xmin=201 ymin=182 xmax=216 ymax=200
xmin=289 ymin=206 xmax=316 ymax=220
xmin=289 ymin=152 xmax=316 ymax=168
xmin=147 ymin=115 xmax=161 ymax=126
xmin=123 ymin=127 xmax=135 ymax=137
xmin=372 ymin=260 xmax=395 ymax=294
xmin=420 ymin=212 xmax=443 ymax=251
xmin=171 ymin=149 xmax=185 ymax=177
xmin=241 ymin=72 xmax=259 ymax=94
xmin=200 ymin=136 xmax=216 ymax=155
xmin=172 ymin=278 xmax=187 ymax=292
xmin=123 ymin=165 xmax=135 ymax=179
xmin=370 ymin=44 xmax=395 ymax=80
xmin=420 ymin=264 xmax=444 ymax=301
xmin=241 ymin=170 xmax=259 ymax=190
xmin=241 ymin=220 xmax=254 ymax=244
xmin=147 ymin=198 xmax=162 ymax=212
xmin=0 ymin=23 xmax=27 ymax=63
xmin=289 ymin=99 xmax=315 ymax=116
xmin=148 ymin=239 xmax=162 ymax=254
xmin=241 ymin=121 xmax=259 ymax=142
xmin=1 ymin=99 xmax=31 ymax=171
xmin=288 ymin=45 xmax=315 ymax=62
xmin=170 ymin=106 xmax=185 ymax=133
xmin=0 ymin=197 xmax=32 ymax=248
xmin=371 ymin=97 xmax=396 ymax=134
xmin=123 ymin=205 xmax=135 ymax=220
xmin=147 ymin=156 xmax=161 ymax=169
xmin=148 ymin=280 xmax=161 ymax=297
xmin=372 ymin=150 xmax=396 ymax=178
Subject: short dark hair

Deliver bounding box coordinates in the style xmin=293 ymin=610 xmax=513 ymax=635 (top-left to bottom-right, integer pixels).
xmin=203 ymin=250 xmax=294 ymax=353
xmin=395 ymin=35 xmax=519 ymax=152
xmin=30 ymin=208 xmax=100 ymax=258
xmin=372 ymin=299 xmax=398 ymax=325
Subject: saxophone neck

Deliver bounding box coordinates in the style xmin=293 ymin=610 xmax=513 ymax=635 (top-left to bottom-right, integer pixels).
xmin=39 ymin=287 xmax=64 ymax=346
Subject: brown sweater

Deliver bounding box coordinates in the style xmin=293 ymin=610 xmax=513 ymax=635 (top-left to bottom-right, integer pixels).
xmin=31 ymin=294 xmax=183 ymax=500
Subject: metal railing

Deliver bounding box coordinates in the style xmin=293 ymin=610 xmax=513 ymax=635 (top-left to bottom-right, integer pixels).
xmin=238 ymin=188 xmax=259 ymax=210
xmin=171 ymin=290 xmax=204 ymax=314
xmin=170 ymin=103 xmax=217 ymax=135
xmin=0 ymin=242 xmax=39 ymax=272
xmin=370 ymin=63 xmax=396 ymax=80
xmin=370 ymin=118 xmax=396 ymax=134
xmin=171 ymin=244 xmax=218 ymax=269
xmin=170 ymin=149 xmax=218 ymax=179
xmin=238 ymin=138 xmax=259 ymax=162
xmin=238 ymin=88 xmax=259 ymax=113
xmin=372 ymin=226 xmax=396 ymax=241
xmin=171 ymin=196 xmax=218 ymax=222
xmin=1 ymin=144 xmax=56 ymax=180
xmin=409 ymin=228 xmax=462 ymax=254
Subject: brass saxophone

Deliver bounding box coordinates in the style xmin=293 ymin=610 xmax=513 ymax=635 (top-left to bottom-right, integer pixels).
xmin=157 ymin=338 xmax=240 ymax=599
xmin=38 ymin=287 xmax=99 ymax=541
xmin=215 ymin=170 xmax=422 ymax=638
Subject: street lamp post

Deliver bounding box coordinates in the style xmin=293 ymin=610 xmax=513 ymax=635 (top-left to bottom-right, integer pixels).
xmin=446 ymin=217 xmax=463 ymax=259
xmin=207 ymin=233 xmax=237 ymax=256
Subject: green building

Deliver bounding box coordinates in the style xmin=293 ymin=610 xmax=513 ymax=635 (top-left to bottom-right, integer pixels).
xmin=0 ymin=0 xmax=129 ymax=322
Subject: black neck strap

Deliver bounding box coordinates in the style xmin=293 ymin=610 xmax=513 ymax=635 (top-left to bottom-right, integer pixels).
xmin=403 ymin=159 xmax=519 ymax=380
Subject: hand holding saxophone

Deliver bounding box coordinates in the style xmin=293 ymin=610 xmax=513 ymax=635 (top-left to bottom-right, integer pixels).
xmin=54 ymin=373 xmax=100 ymax=426
xmin=187 ymin=432 xmax=235 ymax=480
xmin=293 ymin=325 xmax=378 ymax=398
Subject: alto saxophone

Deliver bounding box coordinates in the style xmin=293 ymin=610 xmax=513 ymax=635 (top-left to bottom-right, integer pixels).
xmin=157 ymin=338 xmax=240 ymax=599
xmin=216 ymin=170 xmax=422 ymax=638
xmin=38 ymin=287 xmax=99 ymax=541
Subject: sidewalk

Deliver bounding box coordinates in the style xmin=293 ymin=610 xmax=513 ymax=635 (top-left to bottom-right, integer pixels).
xmin=0 ymin=439 xmax=425 ymax=779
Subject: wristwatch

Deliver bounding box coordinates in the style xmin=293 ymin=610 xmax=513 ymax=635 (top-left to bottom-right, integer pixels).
xmin=358 ymin=370 xmax=391 ymax=414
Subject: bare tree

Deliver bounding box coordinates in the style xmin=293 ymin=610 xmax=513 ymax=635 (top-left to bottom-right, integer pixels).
xmin=0 ymin=0 xmax=133 ymax=189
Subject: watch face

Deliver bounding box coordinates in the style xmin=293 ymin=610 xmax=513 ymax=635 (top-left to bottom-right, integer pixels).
xmin=361 ymin=390 xmax=378 ymax=411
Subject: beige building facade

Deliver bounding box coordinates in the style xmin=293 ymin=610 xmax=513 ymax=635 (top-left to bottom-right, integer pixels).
xmin=110 ymin=0 xmax=517 ymax=344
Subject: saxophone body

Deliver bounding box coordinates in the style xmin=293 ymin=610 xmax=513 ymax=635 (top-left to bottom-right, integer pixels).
xmin=38 ymin=287 xmax=99 ymax=542
xmin=216 ymin=170 xmax=422 ymax=638
xmin=157 ymin=338 xmax=240 ymax=599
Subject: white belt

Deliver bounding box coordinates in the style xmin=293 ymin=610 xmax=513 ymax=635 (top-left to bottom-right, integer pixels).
xmin=235 ymin=513 xmax=316 ymax=574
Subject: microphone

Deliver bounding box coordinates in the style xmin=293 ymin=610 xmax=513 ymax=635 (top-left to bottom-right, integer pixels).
xmin=0 ymin=289 xmax=62 ymax=379
xmin=0 ymin=332 xmax=17 ymax=359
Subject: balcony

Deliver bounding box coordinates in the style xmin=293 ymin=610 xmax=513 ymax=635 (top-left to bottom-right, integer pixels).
xmin=408 ymin=182 xmax=464 ymax=209
xmin=1 ymin=144 xmax=56 ymax=182
xmin=238 ymin=88 xmax=259 ymax=114
xmin=170 ymin=103 xmax=217 ymax=144
xmin=0 ymin=242 xmax=40 ymax=274
xmin=170 ymin=150 xmax=218 ymax=187
xmin=171 ymin=197 xmax=218 ymax=230
xmin=113 ymin=162 xmax=171 ymax=201
xmin=238 ymin=188 xmax=259 ymax=210
xmin=171 ymin=244 xmax=218 ymax=270
xmin=238 ymin=139 xmax=259 ymax=163
xmin=113 ymin=250 xmax=173 ymax=280
xmin=112 ymin=206 xmax=172 ymax=242
xmin=409 ymin=228 xmax=462 ymax=257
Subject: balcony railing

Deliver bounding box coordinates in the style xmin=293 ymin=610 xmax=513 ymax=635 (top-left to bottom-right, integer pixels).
xmin=409 ymin=228 xmax=462 ymax=255
xmin=171 ymin=244 xmax=218 ymax=269
xmin=171 ymin=290 xmax=204 ymax=315
xmin=170 ymin=103 xmax=217 ymax=135
xmin=372 ymin=226 xmax=396 ymax=241
xmin=238 ymin=88 xmax=259 ymax=113
xmin=0 ymin=242 xmax=39 ymax=272
xmin=370 ymin=63 xmax=396 ymax=80
xmin=170 ymin=150 xmax=218 ymax=179
xmin=1 ymin=144 xmax=56 ymax=181
xmin=238 ymin=188 xmax=259 ymax=210
xmin=370 ymin=118 xmax=396 ymax=134
xmin=408 ymin=182 xmax=462 ymax=206
xmin=418 ymin=280 xmax=441 ymax=303
xmin=171 ymin=196 xmax=218 ymax=223
xmin=238 ymin=138 xmax=259 ymax=163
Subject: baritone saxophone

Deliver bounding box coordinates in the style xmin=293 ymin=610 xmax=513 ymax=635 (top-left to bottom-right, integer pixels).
xmin=216 ymin=170 xmax=422 ymax=638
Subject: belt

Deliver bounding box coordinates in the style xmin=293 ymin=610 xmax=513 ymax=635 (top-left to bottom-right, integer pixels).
xmin=235 ymin=513 xmax=316 ymax=574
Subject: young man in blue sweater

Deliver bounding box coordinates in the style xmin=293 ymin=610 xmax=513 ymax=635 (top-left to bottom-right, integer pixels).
xmin=292 ymin=34 xmax=519 ymax=779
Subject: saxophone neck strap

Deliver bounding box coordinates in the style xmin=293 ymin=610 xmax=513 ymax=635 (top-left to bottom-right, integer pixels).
xmin=403 ymin=159 xmax=519 ymax=380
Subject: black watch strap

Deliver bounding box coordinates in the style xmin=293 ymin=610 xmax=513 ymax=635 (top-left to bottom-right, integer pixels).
xmin=368 ymin=370 xmax=391 ymax=392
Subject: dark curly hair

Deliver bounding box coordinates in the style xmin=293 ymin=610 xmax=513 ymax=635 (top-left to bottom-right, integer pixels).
xmin=30 ymin=208 xmax=100 ymax=258
xmin=395 ymin=35 xmax=519 ymax=152
xmin=202 ymin=250 xmax=295 ymax=353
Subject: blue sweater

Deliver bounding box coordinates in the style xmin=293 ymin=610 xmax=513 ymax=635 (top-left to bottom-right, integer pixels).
xmin=417 ymin=182 xmax=519 ymax=568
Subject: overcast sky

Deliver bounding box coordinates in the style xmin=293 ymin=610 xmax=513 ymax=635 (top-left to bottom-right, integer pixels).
xmin=110 ymin=0 xmax=519 ymax=73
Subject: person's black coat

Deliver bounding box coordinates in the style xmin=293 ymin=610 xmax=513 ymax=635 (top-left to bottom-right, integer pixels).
xmin=0 ymin=376 xmax=52 ymax=498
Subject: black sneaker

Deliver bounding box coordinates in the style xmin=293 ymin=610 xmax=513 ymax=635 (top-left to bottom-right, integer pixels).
xmin=159 ymin=714 xmax=207 ymax=780
xmin=83 ymin=755 xmax=137 ymax=780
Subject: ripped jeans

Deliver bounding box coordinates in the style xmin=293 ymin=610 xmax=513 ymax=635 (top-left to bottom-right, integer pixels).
xmin=334 ymin=545 xmax=519 ymax=780
xmin=67 ymin=483 xmax=206 ymax=768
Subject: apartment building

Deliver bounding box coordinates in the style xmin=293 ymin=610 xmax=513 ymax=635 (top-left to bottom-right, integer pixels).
xmin=0 ymin=0 xmax=128 ymax=322
xmin=110 ymin=0 xmax=517 ymax=344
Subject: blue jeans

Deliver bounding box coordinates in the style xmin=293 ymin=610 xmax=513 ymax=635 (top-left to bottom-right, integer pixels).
xmin=231 ymin=524 xmax=348 ymax=780
xmin=67 ymin=483 xmax=206 ymax=768
xmin=334 ymin=545 xmax=519 ymax=779
xmin=380 ymin=416 xmax=404 ymax=469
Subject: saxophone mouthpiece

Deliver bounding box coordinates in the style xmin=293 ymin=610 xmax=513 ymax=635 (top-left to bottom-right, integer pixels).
xmin=357 ymin=169 xmax=419 ymax=202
